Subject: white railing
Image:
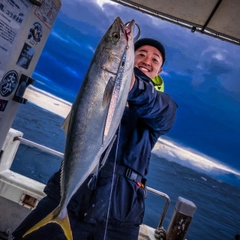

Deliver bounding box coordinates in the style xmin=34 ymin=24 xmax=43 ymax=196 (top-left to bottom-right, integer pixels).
xmin=14 ymin=135 xmax=170 ymax=230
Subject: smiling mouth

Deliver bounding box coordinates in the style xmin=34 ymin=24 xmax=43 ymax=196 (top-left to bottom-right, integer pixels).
xmin=139 ymin=66 xmax=150 ymax=72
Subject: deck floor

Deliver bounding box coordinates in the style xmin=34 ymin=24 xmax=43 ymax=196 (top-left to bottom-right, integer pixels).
xmin=0 ymin=225 xmax=156 ymax=240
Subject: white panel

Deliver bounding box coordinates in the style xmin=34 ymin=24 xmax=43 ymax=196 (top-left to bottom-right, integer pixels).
xmin=111 ymin=0 xmax=240 ymax=44
xmin=134 ymin=0 xmax=219 ymax=25
xmin=208 ymin=0 xmax=240 ymax=39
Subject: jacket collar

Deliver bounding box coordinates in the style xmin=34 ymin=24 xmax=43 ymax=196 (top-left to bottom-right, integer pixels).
xmin=134 ymin=67 xmax=152 ymax=83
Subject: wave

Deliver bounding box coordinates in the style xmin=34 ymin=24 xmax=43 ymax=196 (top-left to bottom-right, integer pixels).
xmin=153 ymin=138 xmax=240 ymax=188
xmin=24 ymin=85 xmax=240 ymax=188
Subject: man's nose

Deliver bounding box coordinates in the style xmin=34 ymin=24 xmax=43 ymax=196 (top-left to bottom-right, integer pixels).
xmin=143 ymin=56 xmax=151 ymax=65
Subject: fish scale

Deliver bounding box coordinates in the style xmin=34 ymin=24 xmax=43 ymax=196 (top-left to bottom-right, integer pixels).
xmin=22 ymin=17 xmax=136 ymax=240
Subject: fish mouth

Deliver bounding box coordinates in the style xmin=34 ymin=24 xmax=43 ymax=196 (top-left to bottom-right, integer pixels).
xmin=115 ymin=17 xmax=140 ymax=42
xmin=123 ymin=19 xmax=135 ymax=41
xmin=124 ymin=19 xmax=140 ymax=42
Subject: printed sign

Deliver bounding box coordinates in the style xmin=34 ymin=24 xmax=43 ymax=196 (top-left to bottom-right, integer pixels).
xmin=0 ymin=70 xmax=18 ymax=97
xmin=0 ymin=0 xmax=31 ymax=78
xmin=34 ymin=1 xmax=60 ymax=29
xmin=16 ymin=43 xmax=35 ymax=69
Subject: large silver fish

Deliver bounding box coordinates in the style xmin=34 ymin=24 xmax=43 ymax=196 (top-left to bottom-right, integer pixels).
xmin=23 ymin=17 xmax=136 ymax=240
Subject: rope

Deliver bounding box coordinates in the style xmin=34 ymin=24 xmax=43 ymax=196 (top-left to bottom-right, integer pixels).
xmin=103 ymin=127 xmax=120 ymax=240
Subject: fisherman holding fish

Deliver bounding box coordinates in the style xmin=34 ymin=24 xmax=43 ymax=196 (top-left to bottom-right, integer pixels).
xmin=11 ymin=19 xmax=177 ymax=240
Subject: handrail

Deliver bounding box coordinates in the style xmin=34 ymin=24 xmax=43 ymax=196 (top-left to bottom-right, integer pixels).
xmin=14 ymin=136 xmax=170 ymax=229
xmin=146 ymin=186 xmax=170 ymax=228
xmin=14 ymin=136 xmax=64 ymax=158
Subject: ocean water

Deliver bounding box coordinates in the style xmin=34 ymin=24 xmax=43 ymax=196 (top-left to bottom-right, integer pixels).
xmin=10 ymin=103 xmax=240 ymax=240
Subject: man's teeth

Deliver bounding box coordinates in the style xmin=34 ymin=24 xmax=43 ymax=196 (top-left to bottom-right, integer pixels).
xmin=140 ymin=67 xmax=149 ymax=72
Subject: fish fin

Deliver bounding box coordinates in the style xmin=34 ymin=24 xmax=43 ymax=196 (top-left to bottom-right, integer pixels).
xmin=102 ymin=77 xmax=115 ymax=108
xmin=23 ymin=206 xmax=72 ymax=240
xmin=62 ymin=111 xmax=71 ymax=134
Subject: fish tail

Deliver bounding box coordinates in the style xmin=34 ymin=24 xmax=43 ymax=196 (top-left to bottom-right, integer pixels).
xmin=22 ymin=206 xmax=72 ymax=240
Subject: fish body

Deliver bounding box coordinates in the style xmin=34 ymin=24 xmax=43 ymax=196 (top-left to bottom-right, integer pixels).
xmin=23 ymin=17 xmax=135 ymax=240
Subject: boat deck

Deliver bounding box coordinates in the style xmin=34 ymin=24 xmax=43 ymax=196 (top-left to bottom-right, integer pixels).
xmin=0 ymin=225 xmax=156 ymax=240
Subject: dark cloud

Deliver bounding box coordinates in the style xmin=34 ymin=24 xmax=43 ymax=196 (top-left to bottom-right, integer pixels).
xmin=33 ymin=0 xmax=240 ymax=171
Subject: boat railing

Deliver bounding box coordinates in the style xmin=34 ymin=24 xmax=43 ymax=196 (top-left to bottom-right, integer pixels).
xmin=0 ymin=129 xmax=196 ymax=240
xmin=15 ymin=136 xmax=64 ymax=158
xmin=14 ymin=135 xmax=171 ymax=230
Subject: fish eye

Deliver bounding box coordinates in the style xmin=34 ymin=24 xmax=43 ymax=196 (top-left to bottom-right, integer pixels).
xmin=112 ymin=32 xmax=119 ymax=40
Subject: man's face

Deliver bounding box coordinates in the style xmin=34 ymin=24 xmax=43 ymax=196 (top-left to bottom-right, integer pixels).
xmin=134 ymin=45 xmax=163 ymax=79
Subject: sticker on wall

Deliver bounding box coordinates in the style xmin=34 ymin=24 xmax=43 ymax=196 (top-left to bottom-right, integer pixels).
xmin=0 ymin=70 xmax=18 ymax=97
xmin=0 ymin=0 xmax=32 ymax=76
xmin=34 ymin=1 xmax=59 ymax=29
xmin=28 ymin=22 xmax=43 ymax=45
xmin=16 ymin=43 xmax=35 ymax=69
xmin=0 ymin=99 xmax=8 ymax=111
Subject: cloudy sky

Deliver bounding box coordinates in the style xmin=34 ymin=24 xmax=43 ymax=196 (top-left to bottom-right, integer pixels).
xmin=33 ymin=0 xmax=240 ymax=173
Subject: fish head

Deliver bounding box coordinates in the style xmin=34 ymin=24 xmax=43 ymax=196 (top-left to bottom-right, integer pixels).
xmin=123 ymin=19 xmax=136 ymax=66
xmin=98 ymin=17 xmax=135 ymax=75
xmin=123 ymin=19 xmax=136 ymax=44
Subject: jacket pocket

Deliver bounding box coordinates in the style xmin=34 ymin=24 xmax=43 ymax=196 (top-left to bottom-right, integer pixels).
xmin=109 ymin=174 xmax=145 ymax=225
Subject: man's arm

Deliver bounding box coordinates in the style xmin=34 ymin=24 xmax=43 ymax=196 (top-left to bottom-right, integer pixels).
xmin=128 ymin=68 xmax=178 ymax=137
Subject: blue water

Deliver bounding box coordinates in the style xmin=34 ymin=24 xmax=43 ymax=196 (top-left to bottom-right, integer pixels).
xmin=32 ymin=73 xmax=240 ymax=174
xmin=11 ymin=103 xmax=240 ymax=239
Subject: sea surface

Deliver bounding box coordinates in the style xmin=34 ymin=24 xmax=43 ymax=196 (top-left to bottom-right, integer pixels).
xmin=10 ymin=103 xmax=240 ymax=240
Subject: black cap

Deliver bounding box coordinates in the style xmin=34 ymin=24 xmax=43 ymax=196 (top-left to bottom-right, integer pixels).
xmin=134 ymin=38 xmax=166 ymax=66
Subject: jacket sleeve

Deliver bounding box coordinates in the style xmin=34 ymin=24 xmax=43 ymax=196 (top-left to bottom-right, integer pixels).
xmin=128 ymin=69 xmax=178 ymax=137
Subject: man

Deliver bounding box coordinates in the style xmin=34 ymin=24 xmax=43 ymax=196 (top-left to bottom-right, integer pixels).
xmin=11 ymin=38 xmax=177 ymax=240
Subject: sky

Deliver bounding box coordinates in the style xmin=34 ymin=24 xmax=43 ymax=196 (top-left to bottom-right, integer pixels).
xmin=33 ymin=0 xmax=240 ymax=176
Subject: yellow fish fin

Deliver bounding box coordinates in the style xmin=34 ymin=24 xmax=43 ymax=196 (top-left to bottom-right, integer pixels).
xmin=23 ymin=206 xmax=72 ymax=240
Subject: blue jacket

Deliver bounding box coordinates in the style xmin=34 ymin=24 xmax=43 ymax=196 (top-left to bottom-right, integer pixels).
xmin=107 ymin=67 xmax=177 ymax=177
